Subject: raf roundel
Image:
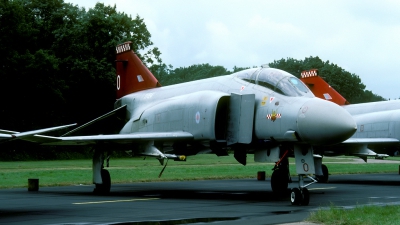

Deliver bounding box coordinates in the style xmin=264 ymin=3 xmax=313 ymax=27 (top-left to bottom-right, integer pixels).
xmin=195 ymin=112 xmax=200 ymax=124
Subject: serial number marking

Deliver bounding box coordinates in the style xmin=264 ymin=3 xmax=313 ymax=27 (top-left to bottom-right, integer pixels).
xmin=116 ymin=75 xmax=121 ymax=90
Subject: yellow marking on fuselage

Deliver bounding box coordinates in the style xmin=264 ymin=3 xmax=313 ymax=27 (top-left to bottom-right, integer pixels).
xmin=73 ymin=198 xmax=159 ymax=205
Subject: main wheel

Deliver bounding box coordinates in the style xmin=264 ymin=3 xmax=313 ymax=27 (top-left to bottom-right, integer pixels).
xmin=271 ymin=168 xmax=289 ymax=194
xmin=316 ymin=164 xmax=329 ymax=183
xmin=301 ymin=188 xmax=310 ymax=206
xmin=290 ymin=188 xmax=302 ymax=205
xmin=94 ymin=169 xmax=111 ymax=195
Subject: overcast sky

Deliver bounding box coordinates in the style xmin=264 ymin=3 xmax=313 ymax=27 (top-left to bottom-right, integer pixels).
xmin=67 ymin=0 xmax=400 ymax=100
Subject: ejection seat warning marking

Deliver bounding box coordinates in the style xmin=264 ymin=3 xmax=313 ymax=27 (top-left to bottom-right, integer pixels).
xmin=240 ymin=86 xmax=245 ymax=91
xmin=261 ymin=96 xmax=268 ymax=106
xmin=195 ymin=112 xmax=200 ymax=124
xmin=73 ymin=198 xmax=159 ymax=205
xmin=117 ymin=75 xmax=121 ymax=90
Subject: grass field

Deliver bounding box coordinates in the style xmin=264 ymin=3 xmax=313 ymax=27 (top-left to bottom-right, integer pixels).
xmin=307 ymin=204 xmax=400 ymax=225
xmin=1 ymin=154 xmax=399 ymax=188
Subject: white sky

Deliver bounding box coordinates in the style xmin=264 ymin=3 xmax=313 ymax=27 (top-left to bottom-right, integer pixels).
xmin=67 ymin=0 xmax=400 ymax=100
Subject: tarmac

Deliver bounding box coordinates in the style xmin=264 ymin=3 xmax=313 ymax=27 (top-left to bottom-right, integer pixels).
xmin=2 ymin=173 xmax=400 ymax=224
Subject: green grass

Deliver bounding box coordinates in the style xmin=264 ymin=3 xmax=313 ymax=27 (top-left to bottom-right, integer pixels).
xmin=1 ymin=155 xmax=400 ymax=188
xmin=307 ymin=204 xmax=400 ymax=225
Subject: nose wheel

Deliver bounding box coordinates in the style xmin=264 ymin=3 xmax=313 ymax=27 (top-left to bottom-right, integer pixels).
xmin=290 ymin=187 xmax=309 ymax=205
xmin=290 ymin=174 xmax=316 ymax=206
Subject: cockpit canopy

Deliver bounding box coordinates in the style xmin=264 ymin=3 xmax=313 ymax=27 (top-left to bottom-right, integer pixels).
xmin=236 ymin=68 xmax=314 ymax=97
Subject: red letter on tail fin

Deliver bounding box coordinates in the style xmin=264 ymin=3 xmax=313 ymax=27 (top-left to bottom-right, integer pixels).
xmin=115 ymin=42 xmax=161 ymax=99
xmin=300 ymin=69 xmax=350 ymax=106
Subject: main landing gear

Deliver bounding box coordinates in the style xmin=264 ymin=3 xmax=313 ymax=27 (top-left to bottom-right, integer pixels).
xmin=271 ymin=167 xmax=289 ymax=193
xmin=93 ymin=169 xmax=111 ymax=194
xmin=271 ymin=149 xmax=291 ymax=194
xmin=315 ymin=164 xmax=329 ymax=183
xmin=93 ymin=149 xmax=111 ymax=195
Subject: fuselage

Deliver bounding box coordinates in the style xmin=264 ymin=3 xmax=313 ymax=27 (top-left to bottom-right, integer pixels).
xmin=116 ymin=67 xmax=356 ymax=146
xmin=344 ymin=100 xmax=400 ymax=115
xmin=343 ymin=101 xmax=400 ymax=154
xmin=344 ymin=101 xmax=400 ymax=140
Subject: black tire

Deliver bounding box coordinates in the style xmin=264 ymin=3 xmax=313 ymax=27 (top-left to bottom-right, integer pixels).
xmin=301 ymin=188 xmax=310 ymax=206
xmin=290 ymin=188 xmax=302 ymax=205
xmin=271 ymin=168 xmax=289 ymax=194
xmin=316 ymin=164 xmax=329 ymax=183
xmin=94 ymin=169 xmax=111 ymax=195
xmin=101 ymin=169 xmax=111 ymax=192
xmin=321 ymin=164 xmax=329 ymax=183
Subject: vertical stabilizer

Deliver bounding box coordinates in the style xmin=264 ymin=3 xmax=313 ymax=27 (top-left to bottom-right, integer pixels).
xmin=115 ymin=42 xmax=161 ymax=99
xmin=300 ymin=69 xmax=349 ymax=105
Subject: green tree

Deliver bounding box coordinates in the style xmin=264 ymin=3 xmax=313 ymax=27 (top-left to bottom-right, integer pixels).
xmin=0 ymin=0 xmax=160 ymax=131
xmin=158 ymin=64 xmax=230 ymax=86
xmin=232 ymin=66 xmax=250 ymax=73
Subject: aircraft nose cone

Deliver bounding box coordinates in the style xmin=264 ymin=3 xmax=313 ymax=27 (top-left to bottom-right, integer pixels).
xmin=297 ymin=98 xmax=357 ymax=145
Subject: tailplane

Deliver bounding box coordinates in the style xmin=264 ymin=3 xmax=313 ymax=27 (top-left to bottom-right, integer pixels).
xmin=300 ymin=69 xmax=349 ymax=106
xmin=115 ymin=42 xmax=161 ymax=99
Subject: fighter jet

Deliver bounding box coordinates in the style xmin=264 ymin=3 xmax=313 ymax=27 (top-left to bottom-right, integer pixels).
xmin=301 ymin=69 xmax=400 ymax=182
xmin=0 ymin=42 xmax=357 ymax=206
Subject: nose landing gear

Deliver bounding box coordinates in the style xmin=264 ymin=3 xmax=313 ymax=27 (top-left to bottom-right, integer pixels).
xmin=290 ymin=174 xmax=317 ymax=206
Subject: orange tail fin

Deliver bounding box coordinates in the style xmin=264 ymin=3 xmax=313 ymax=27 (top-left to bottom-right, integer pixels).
xmin=300 ymin=69 xmax=349 ymax=105
xmin=115 ymin=42 xmax=161 ymax=99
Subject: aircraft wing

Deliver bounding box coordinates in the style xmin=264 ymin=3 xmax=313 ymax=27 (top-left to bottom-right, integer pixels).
xmin=0 ymin=124 xmax=77 ymax=142
xmin=0 ymin=129 xmax=18 ymax=135
xmin=0 ymin=130 xmax=17 ymax=140
xmin=20 ymin=132 xmax=194 ymax=146
xmin=343 ymin=138 xmax=399 ymax=144
xmin=332 ymin=138 xmax=398 ymax=162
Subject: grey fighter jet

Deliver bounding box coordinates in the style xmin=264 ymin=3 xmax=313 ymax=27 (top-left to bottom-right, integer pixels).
xmin=0 ymin=42 xmax=357 ymax=205
xmin=301 ymin=69 xmax=400 ymax=182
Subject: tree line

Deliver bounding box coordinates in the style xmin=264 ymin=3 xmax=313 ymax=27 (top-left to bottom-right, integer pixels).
xmin=268 ymin=57 xmax=385 ymax=103
xmin=157 ymin=57 xmax=385 ymax=104
xmin=0 ymin=0 xmax=385 ymax=160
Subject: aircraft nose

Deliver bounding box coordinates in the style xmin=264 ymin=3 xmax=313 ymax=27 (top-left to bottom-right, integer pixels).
xmin=297 ymin=98 xmax=357 ymax=145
